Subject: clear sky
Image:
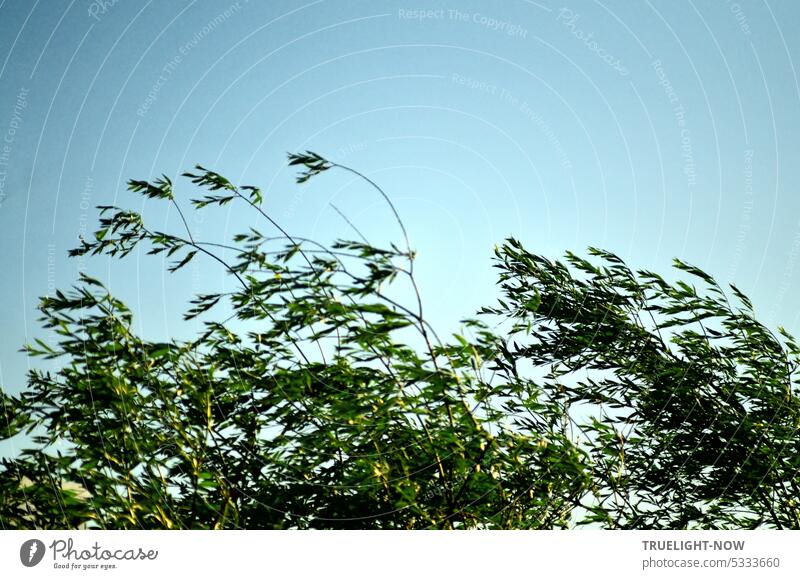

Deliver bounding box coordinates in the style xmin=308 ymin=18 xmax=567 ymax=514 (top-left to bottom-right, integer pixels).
xmin=1 ymin=0 xmax=799 ymax=400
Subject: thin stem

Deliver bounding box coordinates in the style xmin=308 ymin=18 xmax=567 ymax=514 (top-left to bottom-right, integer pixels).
xmin=330 ymin=163 xmax=410 ymax=258
xmin=330 ymin=203 xmax=369 ymax=245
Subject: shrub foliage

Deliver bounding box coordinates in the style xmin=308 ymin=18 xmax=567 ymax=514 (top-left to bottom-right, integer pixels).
xmin=2 ymin=154 xmax=800 ymax=529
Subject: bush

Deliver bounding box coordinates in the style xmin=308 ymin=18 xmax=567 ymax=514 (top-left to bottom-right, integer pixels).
xmin=2 ymin=153 xmax=799 ymax=529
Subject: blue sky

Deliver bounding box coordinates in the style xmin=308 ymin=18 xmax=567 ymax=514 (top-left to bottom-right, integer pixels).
xmin=1 ymin=0 xmax=799 ymax=397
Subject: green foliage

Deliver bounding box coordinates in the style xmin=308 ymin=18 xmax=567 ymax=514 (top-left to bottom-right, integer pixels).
xmin=2 ymin=155 xmax=800 ymax=529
